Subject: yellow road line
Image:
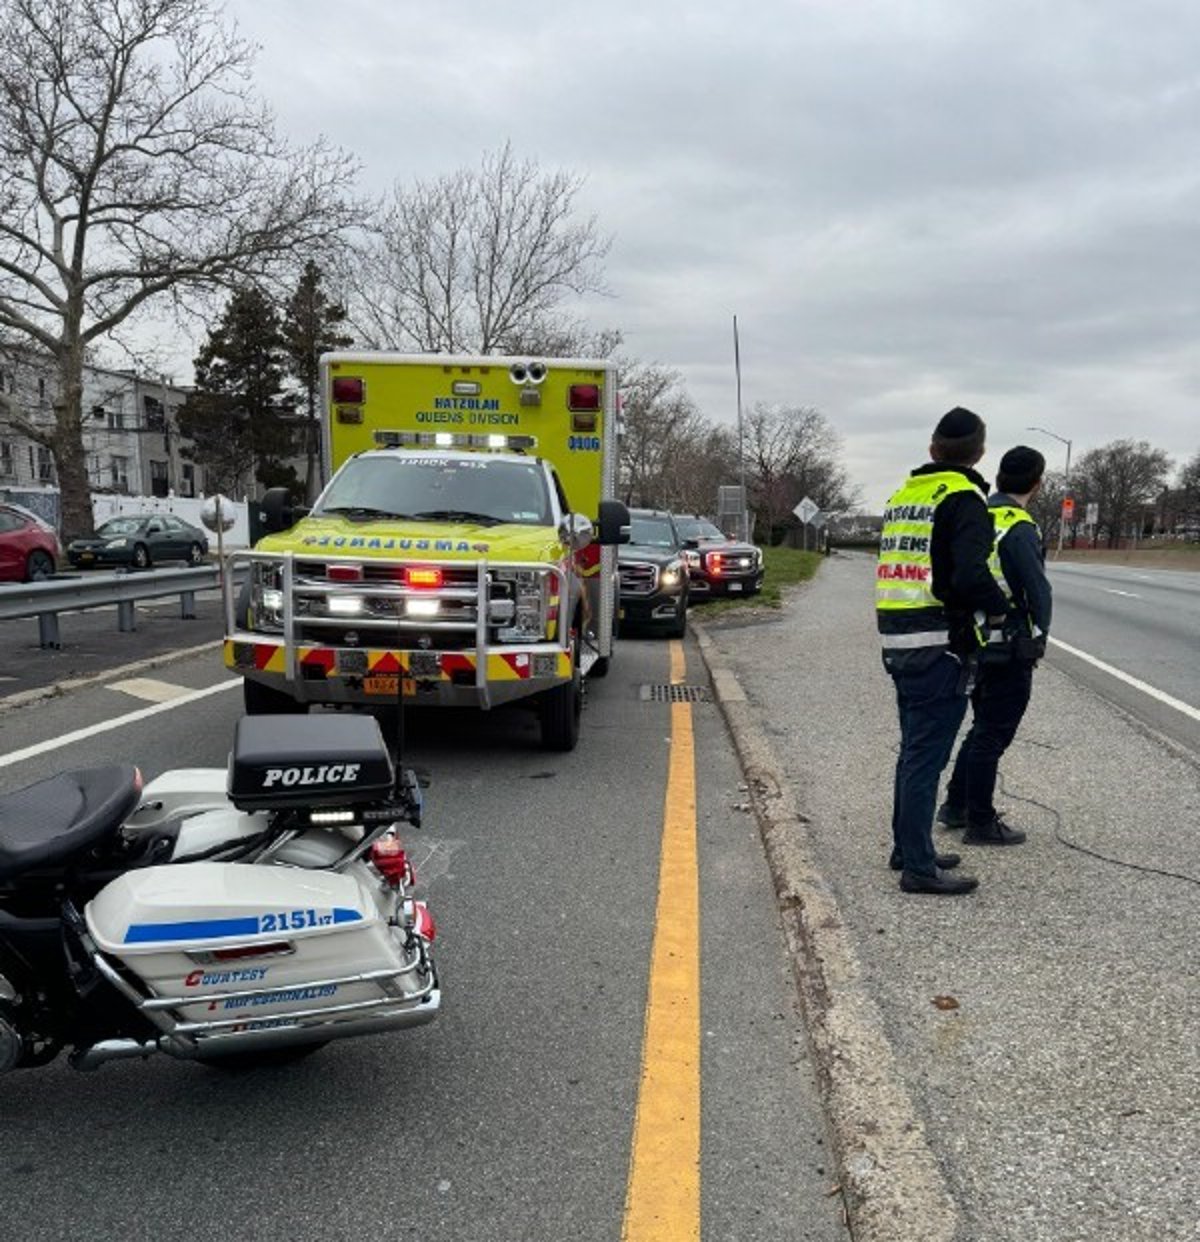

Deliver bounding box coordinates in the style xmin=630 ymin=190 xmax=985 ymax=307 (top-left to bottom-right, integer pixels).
xmin=621 ymin=638 xmax=700 ymax=1241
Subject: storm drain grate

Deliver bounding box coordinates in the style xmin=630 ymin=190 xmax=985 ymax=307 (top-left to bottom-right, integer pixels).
xmin=640 ymin=683 xmax=711 ymax=703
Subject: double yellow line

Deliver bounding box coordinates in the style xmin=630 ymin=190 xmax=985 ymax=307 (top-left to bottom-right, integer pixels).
xmin=621 ymin=640 xmax=701 ymax=1241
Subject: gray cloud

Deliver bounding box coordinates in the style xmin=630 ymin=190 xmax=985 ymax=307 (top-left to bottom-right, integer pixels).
xmin=225 ymin=0 xmax=1200 ymax=503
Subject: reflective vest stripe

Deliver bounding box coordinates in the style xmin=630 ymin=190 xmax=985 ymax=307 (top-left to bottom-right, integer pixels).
xmin=880 ymin=630 xmax=951 ymax=649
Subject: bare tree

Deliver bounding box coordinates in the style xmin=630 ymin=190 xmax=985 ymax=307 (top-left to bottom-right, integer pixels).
xmin=1071 ymin=439 xmax=1173 ymax=547
xmin=350 ymin=144 xmax=610 ymax=355
xmin=618 ymin=362 xmax=703 ymax=507
xmin=0 ymin=0 xmax=359 ymax=536
xmin=743 ymin=403 xmax=856 ymax=541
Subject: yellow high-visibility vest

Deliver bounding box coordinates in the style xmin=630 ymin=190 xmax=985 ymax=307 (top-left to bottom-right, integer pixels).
xmin=876 ymin=470 xmax=985 ymax=656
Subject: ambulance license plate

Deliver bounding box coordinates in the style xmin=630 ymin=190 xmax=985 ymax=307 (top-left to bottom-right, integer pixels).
xmin=364 ymin=675 xmax=415 ymax=696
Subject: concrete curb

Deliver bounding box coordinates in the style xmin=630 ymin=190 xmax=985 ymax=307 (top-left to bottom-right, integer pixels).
xmin=693 ymin=622 xmax=960 ymax=1242
xmin=0 ymin=639 xmax=225 ymax=716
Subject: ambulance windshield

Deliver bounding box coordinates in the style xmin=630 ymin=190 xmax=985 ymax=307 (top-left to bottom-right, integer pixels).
xmin=316 ymin=455 xmax=553 ymax=527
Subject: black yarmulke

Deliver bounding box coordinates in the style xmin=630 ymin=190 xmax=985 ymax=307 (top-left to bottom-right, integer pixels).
xmin=935 ymin=407 xmax=984 ymax=440
xmin=998 ymin=446 xmax=1045 ymax=479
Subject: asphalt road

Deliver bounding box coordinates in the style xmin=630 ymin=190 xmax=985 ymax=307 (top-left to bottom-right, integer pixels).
xmin=0 ymin=639 xmax=847 ymax=1242
xmin=1045 ymin=561 xmax=1200 ymax=755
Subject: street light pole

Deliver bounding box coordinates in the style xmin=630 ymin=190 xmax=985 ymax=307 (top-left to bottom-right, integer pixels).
xmin=1027 ymin=425 xmax=1073 ymax=555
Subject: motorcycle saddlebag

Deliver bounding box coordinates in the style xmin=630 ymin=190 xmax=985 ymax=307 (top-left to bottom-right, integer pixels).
xmin=85 ymin=862 xmax=406 ymax=1024
xmin=227 ymin=714 xmax=395 ymax=812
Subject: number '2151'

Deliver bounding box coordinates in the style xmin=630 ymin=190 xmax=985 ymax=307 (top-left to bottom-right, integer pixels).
xmin=259 ymin=909 xmax=332 ymax=933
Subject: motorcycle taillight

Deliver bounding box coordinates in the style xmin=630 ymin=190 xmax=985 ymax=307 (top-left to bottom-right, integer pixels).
xmin=413 ymin=901 xmax=436 ymax=942
xmin=370 ymin=837 xmax=413 ymax=887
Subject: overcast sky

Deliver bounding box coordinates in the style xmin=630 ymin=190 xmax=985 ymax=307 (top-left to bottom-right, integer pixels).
xmin=227 ymin=0 xmax=1199 ymax=508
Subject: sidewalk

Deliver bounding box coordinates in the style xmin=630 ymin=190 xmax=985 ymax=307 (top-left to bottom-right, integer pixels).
xmin=696 ymin=552 xmax=1200 ymax=1242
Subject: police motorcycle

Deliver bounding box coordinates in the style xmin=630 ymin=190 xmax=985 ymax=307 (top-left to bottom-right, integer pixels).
xmin=0 ymin=711 xmax=438 ymax=1073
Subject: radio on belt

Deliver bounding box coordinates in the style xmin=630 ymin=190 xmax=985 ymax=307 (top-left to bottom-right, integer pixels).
xmin=227 ymin=714 xmax=396 ymax=811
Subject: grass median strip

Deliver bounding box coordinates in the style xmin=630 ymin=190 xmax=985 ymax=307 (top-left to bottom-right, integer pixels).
xmin=621 ymin=639 xmax=700 ymax=1241
xmin=691 ymin=546 xmax=823 ymax=618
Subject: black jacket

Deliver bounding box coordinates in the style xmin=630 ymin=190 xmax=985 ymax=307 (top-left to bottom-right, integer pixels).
xmin=911 ymin=463 xmax=1009 ymax=649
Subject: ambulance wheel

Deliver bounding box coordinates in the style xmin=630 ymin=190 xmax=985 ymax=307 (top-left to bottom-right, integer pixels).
xmin=243 ymin=678 xmax=307 ymax=715
xmin=539 ymin=640 xmax=582 ymax=752
xmin=202 ymin=1042 xmax=328 ymax=1071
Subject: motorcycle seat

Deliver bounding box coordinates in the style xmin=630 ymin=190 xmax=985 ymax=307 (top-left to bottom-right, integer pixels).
xmin=0 ymin=766 xmax=142 ymax=882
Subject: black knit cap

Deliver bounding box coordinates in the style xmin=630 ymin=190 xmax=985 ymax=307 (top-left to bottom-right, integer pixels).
xmin=996 ymin=446 xmax=1045 ymax=494
xmin=930 ymin=406 xmax=986 ymax=465
xmin=934 ymin=406 xmax=984 ymax=441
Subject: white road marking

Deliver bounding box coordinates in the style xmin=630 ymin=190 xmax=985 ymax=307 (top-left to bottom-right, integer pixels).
xmin=107 ymin=677 xmax=193 ymax=703
xmin=0 ymin=679 xmax=241 ymax=770
xmin=1102 ymin=588 xmax=1142 ymax=599
xmin=1048 ymin=637 xmax=1200 ymax=723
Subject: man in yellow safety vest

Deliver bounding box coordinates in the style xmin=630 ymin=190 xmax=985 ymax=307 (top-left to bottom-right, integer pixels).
xmin=938 ymin=446 xmax=1052 ymax=844
xmin=877 ymin=408 xmax=1010 ymax=894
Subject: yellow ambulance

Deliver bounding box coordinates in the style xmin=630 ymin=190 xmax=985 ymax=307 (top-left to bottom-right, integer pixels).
xmin=223 ymin=353 xmax=627 ymax=751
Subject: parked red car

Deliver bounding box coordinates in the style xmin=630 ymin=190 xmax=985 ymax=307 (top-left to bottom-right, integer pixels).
xmin=0 ymin=503 xmax=61 ymax=582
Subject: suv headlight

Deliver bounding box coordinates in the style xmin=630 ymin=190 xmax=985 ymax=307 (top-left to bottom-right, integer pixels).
xmin=249 ymin=563 xmax=284 ymax=631
xmin=684 ymin=550 xmax=700 ymax=568
xmin=660 ymin=559 xmax=684 ymax=587
xmin=492 ymin=569 xmax=549 ymax=642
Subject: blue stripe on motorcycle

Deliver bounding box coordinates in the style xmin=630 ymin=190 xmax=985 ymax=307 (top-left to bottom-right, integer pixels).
xmin=123 ymin=908 xmax=363 ymax=944
xmin=125 ymin=916 xmax=260 ymax=943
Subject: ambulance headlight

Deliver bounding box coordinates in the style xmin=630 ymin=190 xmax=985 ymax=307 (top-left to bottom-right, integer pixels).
xmin=492 ymin=568 xmax=549 ymax=641
xmin=249 ymin=565 xmax=284 ymax=631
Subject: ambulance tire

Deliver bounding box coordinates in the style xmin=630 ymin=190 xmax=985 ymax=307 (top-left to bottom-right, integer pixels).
xmin=243 ymin=677 xmax=307 ymax=716
xmin=539 ymin=638 xmax=582 ymax=752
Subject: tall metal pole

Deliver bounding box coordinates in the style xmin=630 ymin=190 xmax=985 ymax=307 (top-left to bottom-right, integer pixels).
xmin=733 ymin=315 xmax=746 ymax=541
xmin=1028 ymin=426 xmax=1072 ymax=555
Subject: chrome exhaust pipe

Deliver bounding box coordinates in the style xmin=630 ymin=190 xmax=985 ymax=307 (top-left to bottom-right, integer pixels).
xmin=70 ymin=1038 xmax=159 ymax=1072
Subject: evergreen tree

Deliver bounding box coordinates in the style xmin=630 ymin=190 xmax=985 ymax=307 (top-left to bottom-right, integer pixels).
xmin=282 ymin=261 xmax=353 ymax=501
xmin=179 ymin=288 xmax=299 ymax=498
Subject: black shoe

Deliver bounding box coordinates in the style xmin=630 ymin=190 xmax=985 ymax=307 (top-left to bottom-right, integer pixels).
xmin=890 ymin=850 xmax=961 ymax=871
xmin=963 ymin=814 xmax=1026 ymax=846
xmin=936 ymin=802 xmax=967 ymax=830
xmin=900 ymin=868 xmax=979 ymax=895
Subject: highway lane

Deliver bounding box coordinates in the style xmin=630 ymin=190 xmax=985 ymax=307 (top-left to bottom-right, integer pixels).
xmin=1045 ymin=562 xmax=1200 ymax=755
xmin=0 ymin=642 xmax=847 ymax=1242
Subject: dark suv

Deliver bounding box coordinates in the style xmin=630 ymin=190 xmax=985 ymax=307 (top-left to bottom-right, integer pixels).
xmin=617 ymin=509 xmax=689 ymax=636
xmin=674 ymin=515 xmax=764 ymax=598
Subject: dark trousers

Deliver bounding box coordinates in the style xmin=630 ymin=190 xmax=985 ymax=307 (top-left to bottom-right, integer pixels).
xmin=889 ymin=653 xmax=969 ymax=876
xmin=945 ymin=661 xmax=1034 ymax=826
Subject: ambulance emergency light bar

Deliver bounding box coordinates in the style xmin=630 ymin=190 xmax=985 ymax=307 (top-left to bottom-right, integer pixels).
xmin=373 ymin=430 xmax=538 ymax=452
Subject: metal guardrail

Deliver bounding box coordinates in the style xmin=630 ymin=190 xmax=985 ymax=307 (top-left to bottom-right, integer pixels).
xmin=0 ymin=566 xmax=223 ymax=649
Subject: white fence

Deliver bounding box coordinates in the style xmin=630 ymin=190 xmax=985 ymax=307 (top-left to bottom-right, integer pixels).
xmin=92 ymin=493 xmax=252 ymax=548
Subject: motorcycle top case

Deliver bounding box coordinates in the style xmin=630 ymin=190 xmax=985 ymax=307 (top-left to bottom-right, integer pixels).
xmin=227 ymin=713 xmax=395 ymax=811
xmin=85 ymin=862 xmax=402 ymax=1022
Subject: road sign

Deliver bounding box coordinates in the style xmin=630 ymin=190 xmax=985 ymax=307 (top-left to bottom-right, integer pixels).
xmin=793 ymin=496 xmax=819 ymax=524
xmin=1061 ymin=496 xmax=1075 ymax=521
xmin=1085 ymin=502 xmax=1099 ymax=526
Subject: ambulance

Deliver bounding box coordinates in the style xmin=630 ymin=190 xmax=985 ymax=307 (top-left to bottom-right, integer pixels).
xmin=223 ymin=353 xmax=628 ymax=751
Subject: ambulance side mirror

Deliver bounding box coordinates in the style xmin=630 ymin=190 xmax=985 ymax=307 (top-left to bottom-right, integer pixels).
xmin=597 ymin=500 xmax=631 ymax=546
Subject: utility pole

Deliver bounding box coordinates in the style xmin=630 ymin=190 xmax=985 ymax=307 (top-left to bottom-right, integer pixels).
xmin=733 ymin=315 xmax=746 ymax=542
